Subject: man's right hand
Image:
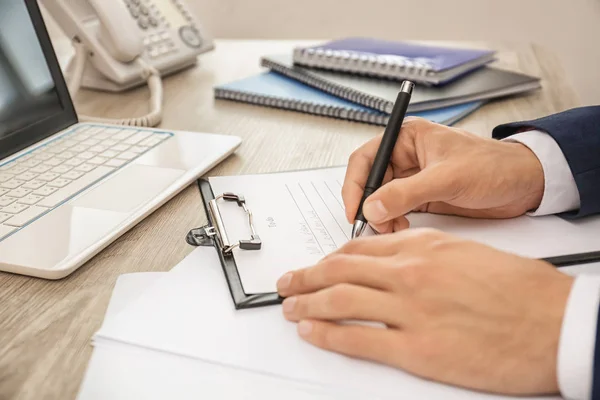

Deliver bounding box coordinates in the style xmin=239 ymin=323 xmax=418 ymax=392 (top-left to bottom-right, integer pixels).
xmin=342 ymin=117 xmax=545 ymax=233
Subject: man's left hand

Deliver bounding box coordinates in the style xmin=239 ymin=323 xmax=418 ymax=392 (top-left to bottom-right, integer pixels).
xmin=276 ymin=229 xmax=574 ymax=395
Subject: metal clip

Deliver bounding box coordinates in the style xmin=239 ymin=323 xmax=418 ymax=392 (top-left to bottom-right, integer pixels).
xmin=187 ymin=192 xmax=262 ymax=253
xmin=186 ymin=226 xmax=217 ymax=247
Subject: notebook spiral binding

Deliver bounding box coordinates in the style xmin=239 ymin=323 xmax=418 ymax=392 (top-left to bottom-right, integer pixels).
xmin=293 ymin=48 xmax=434 ymax=81
xmin=214 ymin=82 xmax=389 ymax=126
xmin=260 ymin=58 xmax=394 ymax=115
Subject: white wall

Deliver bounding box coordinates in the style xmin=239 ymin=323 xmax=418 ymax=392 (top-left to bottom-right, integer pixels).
xmin=43 ymin=0 xmax=600 ymax=104
xmin=188 ymin=0 xmax=600 ymax=105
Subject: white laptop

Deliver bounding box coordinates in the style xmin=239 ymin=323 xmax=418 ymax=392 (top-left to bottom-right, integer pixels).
xmin=0 ymin=1 xmax=240 ymax=279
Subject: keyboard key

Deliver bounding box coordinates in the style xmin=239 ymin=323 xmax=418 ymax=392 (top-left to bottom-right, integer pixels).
xmin=52 ymin=165 xmax=72 ymax=174
xmin=1 ymin=179 xmax=25 ymax=189
xmin=19 ymin=172 xmax=39 ymax=181
xmin=0 ymin=197 xmax=16 ymax=207
xmin=81 ymin=139 xmax=100 ymax=147
xmin=3 ymin=205 xmax=49 ymax=227
xmin=111 ymin=144 xmax=130 ymax=152
xmin=29 ymin=164 xmax=52 ymax=174
xmin=70 ymin=144 xmax=88 ymax=153
xmin=88 ymin=156 xmax=108 ymax=165
xmin=38 ymin=166 xmax=114 ymax=208
xmin=113 ymin=129 xmax=137 ymax=140
xmin=22 ymin=180 xmax=46 ymax=190
xmin=64 ymin=158 xmax=85 ymax=167
xmin=128 ymin=145 xmax=146 ymax=154
xmin=37 ymin=172 xmax=61 ymax=182
xmin=78 ymin=152 xmax=95 ymax=160
xmin=139 ymin=137 xmax=162 ymax=147
xmin=0 ymin=173 xmax=14 ymax=183
xmin=33 ymin=186 xmax=59 ymax=196
xmin=105 ymin=159 xmax=127 ymax=168
xmin=101 ymin=139 xmax=119 ymax=147
xmin=6 ymin=165 xmax=27 ymax=175
xmin=2 ymin=202 xmax=29 ymax=214
xmin=62 ymin=170 xmax=84 ymax=180
xmin=44 ymin=158 xmax=63 ymax=167
xmin=89 ymin=145 xmax=108 ymax=153
xmin=18 ymin=158 xmax=41 ymax=168
xmin=75 ymin=164 xmax=96 ymax=173
xmin=6 ymin=188 xmax=32 ymax=198
xmin=0 ymin=212 xmax=12 ymax=223
xmin=94 ymin=130 xmax=114 ymax=140
xmin=116 ymin=151 xmax=138 ymax=161
xmin=100 ymin=150 xmax=119 ymax=158
xmin=47 ymin=178 xmax=72 ymax=188
xmin=18 ymin=194 xmax=43 ymax=206
xmin=34 ymin=152 xmax=53 ymax=161
xmin=0 ymin=225 xmax=16 ymax=239
xmin=55 ymin=151 xmax=75 ymax=160
xmin=124 ymin=131 xmax=152 ymax=145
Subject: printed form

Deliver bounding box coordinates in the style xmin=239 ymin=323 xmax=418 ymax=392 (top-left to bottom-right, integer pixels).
xmin=209 ymin=167 xmax=600 ymax=294
xmin=209 ymin=167 xmax=373 ymax=294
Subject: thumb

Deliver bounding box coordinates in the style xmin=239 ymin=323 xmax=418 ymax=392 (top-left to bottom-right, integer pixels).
xmin=362 ymin=167 xmax=453 ymax=224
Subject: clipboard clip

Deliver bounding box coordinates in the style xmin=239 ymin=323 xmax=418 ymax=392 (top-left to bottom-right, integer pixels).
xmin=186 ymin=192 xmax=262 ymax=253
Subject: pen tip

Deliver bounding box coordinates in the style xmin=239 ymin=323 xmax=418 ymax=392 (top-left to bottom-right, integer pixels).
xmin=351 ymin=220 xmax=367 ymax=239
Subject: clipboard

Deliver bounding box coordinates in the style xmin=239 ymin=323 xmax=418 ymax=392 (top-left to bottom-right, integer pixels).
xmin=185 ymin=171 xmax=600 ymax=311
xmin=185 ymin=179 xmax=283 ymax=310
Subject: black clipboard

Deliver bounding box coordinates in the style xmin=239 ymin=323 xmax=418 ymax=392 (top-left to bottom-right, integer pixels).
xmin=186 ymin=179 xmax=283 ymax=310
xmin=186 ymin=178 xmax=600 ymax=310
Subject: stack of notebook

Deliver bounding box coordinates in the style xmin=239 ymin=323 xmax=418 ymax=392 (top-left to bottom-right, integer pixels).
xmin=214 ymin=38 xmax=542 ymax=126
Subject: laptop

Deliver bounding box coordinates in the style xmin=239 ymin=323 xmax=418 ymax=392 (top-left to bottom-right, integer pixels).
xmin=0 ymin=1 xmax=241 ymax=279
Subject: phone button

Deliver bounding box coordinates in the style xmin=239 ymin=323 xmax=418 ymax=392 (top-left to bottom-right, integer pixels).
xmin=179 ymin=26 xmax=202 ymax=48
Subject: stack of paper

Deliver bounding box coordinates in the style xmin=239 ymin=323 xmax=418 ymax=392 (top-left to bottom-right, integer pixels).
xmin=77 ymin=243 xmax=600 ymax=399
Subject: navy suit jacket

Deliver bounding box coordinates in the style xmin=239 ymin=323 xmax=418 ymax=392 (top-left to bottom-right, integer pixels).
xmin=492 ymin=106 xmax=600 ymax=398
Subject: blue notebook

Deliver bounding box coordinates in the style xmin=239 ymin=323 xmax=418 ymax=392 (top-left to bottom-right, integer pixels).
xmin=293 ymin=38 xmax=496 ymax=85
xmin=214 ymin=72 xmax=483 ymax=126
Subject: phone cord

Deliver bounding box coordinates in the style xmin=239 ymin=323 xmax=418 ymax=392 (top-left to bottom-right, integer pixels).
xmin=67 ymin=40 xmax=163 ymax=128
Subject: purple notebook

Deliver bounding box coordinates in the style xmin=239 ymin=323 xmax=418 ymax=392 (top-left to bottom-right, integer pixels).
xmin=293 ymin=38 xmax=496 ymax=85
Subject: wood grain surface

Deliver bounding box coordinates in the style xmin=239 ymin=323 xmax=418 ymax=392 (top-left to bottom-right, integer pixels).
xmin=0 ymin=39 xmax=580 ymax=400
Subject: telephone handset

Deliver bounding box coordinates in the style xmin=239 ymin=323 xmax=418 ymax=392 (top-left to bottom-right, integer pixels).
xmin=41 ymin=0 xmax=213 ymax=126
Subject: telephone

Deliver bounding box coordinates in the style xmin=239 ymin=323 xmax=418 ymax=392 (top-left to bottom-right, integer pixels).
xmin=40 ymin=0 xmax=213 ymax=126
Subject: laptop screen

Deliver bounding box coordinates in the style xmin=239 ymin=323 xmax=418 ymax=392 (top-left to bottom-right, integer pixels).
xmin=0 ymin=1 xmax=64 ymax=149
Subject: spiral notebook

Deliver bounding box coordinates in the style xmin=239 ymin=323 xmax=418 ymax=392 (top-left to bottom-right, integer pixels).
xmin=214 ymin=72 xmax=483 ymax=126
xmin=293 ymin=38 xmax=496 ymax=85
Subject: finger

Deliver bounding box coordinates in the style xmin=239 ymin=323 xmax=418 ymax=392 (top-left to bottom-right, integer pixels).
xmin=427 ymin=202 xmax=514 ymax=219
xmin=277 ymin=254 xmax=393 ymax=297
xmin=342 ymin=153 xmax=393 ymax=223
xmin=370 ymin=216 xmax=410 ymax=234
xmin=336 ymin=228 xmax=445 ymax=258
xmin=282 ymin=284 xmax=405 ymax=327
xmin=296 ymin=319 xmax=407 ymax=369
xmin=362 ymin=166 xmax=454 ymax=224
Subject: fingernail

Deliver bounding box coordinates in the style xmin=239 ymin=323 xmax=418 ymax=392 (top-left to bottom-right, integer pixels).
xmin=298 ymin=320 xmax=313 ymax=337
xmin=277 ymin=273 xmax=293 ymax=291
xmin=282 ymin=297 xmax=297 ymax=313
xmin=363 ymin=200 xmax=388 ymax=222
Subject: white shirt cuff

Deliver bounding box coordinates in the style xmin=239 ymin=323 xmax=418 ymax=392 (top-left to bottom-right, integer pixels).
xmin=503 ymin=130 xmax=581 ymax=215
xmin=557 ymin=275 xmax=600 ymax=400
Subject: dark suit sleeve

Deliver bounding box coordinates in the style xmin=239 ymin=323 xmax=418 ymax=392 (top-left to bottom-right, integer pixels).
xmin=492 ymin=106 xmax=600 ymax=219
xmin=593 ymin=305 xmax=600 ymax=400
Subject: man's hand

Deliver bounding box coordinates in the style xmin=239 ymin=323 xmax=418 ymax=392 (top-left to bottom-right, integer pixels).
xmin=343 ymin=118 xmax=545 ymax=233
xmin=276 ymin=229 xmax=574 ymax=395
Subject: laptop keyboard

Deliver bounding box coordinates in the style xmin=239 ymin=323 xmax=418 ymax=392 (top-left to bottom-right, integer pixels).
xmin=0 ymin=125 xmax=173 ymax=242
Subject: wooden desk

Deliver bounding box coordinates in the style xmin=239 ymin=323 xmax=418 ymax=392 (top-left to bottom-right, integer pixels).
xmin=0 ymin=40 xmax=580 ymax=400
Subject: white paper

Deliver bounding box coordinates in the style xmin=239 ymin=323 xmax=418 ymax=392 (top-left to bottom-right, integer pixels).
xmin=100 ymin=272 xmax=167 ymax=328
xmin=79 ymin=249 xmax=364 ymax=400
xmin=95 ymin=247 xmax=560 ymax=400
xmin=209 ymin=166 xmax=600 ymax=293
